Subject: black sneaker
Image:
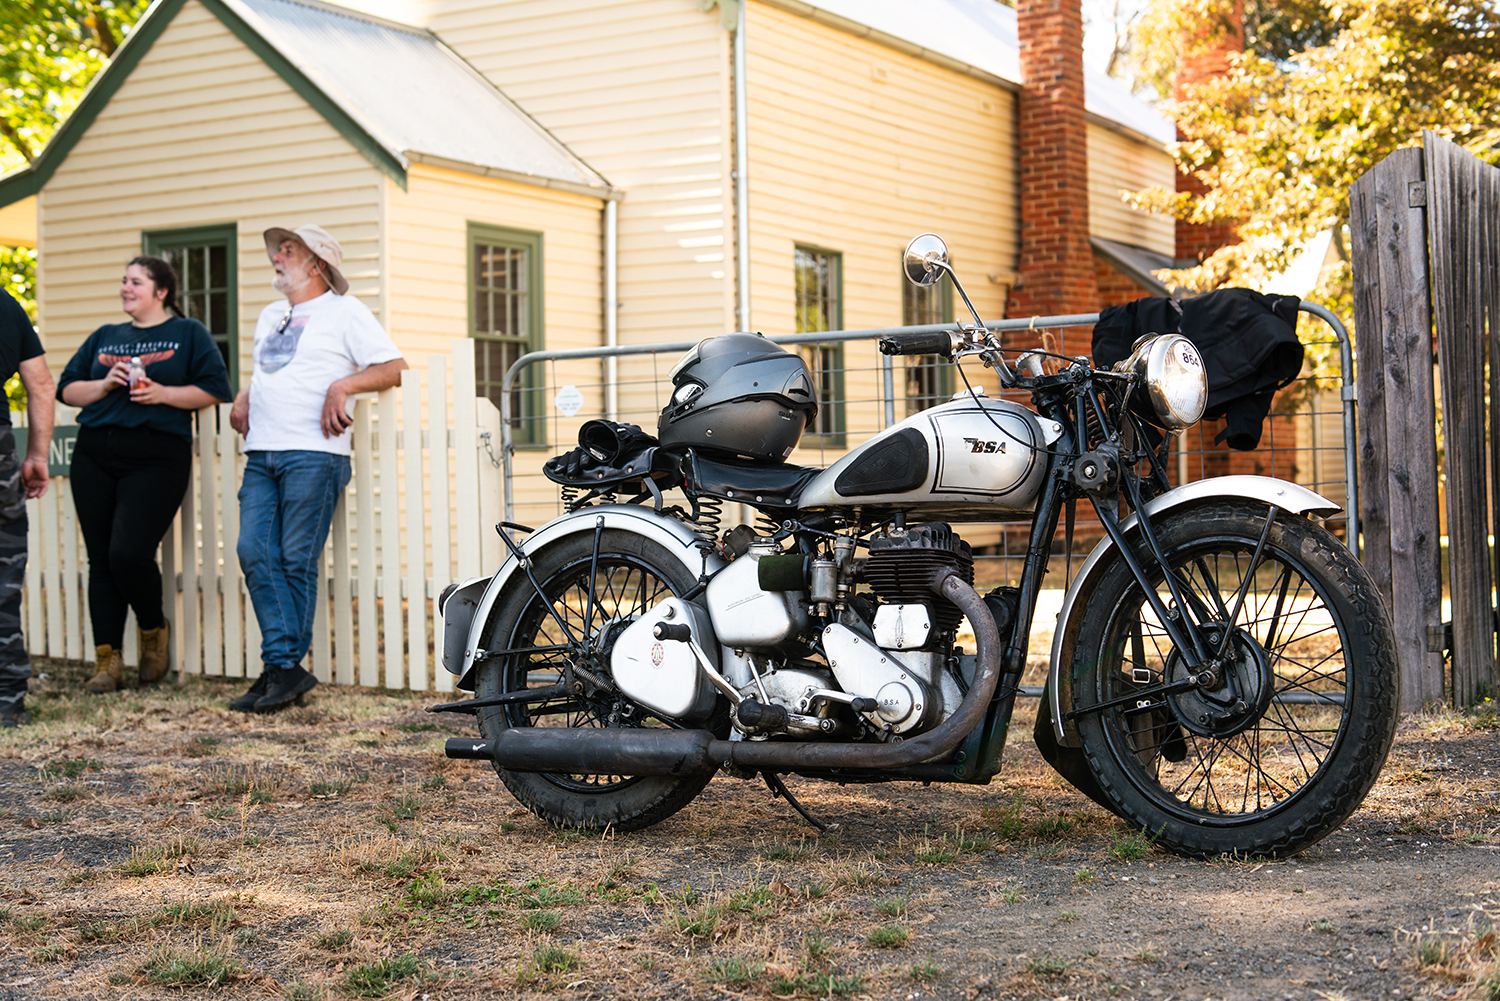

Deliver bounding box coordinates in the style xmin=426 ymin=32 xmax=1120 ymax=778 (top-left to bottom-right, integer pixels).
xmin=0 ymin=698 xmax=27 ymax=728
xmin=253 ymin=666 xmax=318 ymax=713
xmin=229 ymin=673 xmax=272 ymax=713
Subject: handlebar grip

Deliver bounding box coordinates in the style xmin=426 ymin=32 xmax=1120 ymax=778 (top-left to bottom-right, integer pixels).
xmin=653 ymin=622 xmax=692 ymax=642
xmin=878 ymin=331 xmax=956 ymax=358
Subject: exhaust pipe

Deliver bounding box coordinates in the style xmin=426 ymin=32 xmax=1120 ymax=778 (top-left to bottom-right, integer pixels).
xmin=452 ymin=571 xmax=1001 ymax=776
xmin=708 ymin=571 xmax=1001 ymax=771
xmin=446 ymin=726 xmax=716 ymax=775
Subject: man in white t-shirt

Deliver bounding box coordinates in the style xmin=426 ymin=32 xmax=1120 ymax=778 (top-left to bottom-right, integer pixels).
xmin=228 ymin=224 xmax=407 ymax=713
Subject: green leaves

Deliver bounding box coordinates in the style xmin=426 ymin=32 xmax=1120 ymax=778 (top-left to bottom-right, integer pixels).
xmin=0 ymin=0 xmax=148 ymax=170
xmin=1123 ymin=0 xmax=1500 ymax=311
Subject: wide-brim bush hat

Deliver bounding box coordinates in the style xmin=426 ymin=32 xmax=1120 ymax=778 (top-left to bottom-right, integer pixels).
xmin=263 ymin=224 xmax=348 ymax=295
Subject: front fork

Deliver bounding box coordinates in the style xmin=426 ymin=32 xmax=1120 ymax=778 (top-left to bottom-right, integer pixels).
xmin=1056 ymin=383 xmax=1282 ymax=724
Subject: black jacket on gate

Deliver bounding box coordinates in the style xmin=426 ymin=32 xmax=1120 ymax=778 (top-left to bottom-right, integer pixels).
xmin=1091 ymin=288 xmax=1304 ymax=450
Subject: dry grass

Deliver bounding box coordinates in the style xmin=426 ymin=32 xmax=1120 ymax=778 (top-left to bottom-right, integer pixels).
xmin=0 ymin=656 xmax=1496 ymax=999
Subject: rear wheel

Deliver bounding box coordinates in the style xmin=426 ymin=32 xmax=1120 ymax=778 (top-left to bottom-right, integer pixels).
xmin=475 ymin=530 xmax=723 ymax=832
xmin=1071 ymin=501 xmax=1397 ymax=857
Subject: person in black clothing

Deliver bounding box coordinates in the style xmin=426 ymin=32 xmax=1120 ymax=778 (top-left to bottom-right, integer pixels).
xmin=58 ymin=256 xmax=232 ymax=692
xmin=0 ymin=287 xmax=55 ymax=726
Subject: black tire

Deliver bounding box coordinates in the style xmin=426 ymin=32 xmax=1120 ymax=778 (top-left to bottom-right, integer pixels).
xmin=475 ymin=530 xmax=724 ymax=832
xmin=1071 ymin=500 xmax=1397 ymax=858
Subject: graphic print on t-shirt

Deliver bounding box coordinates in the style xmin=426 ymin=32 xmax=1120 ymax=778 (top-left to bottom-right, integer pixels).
xmin=99 ymin=345 xmax=176 ymax=369
xmin=260 ymin=314 xmax=309 ymax=374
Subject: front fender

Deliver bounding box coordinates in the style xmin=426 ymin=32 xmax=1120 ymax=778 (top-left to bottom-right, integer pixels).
xmin=450 ymin=505 xmax=725 ymax=689
xmin=1046 ymin=475 xmax=1340 ymax=747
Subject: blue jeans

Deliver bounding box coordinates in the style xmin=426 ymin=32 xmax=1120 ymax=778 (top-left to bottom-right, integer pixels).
xmin=237 ymin=450 xmax=351 ymax=670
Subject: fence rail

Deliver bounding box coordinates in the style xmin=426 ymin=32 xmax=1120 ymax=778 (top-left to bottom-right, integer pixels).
xmin=20 ymin=306 xmax=1359 ymax=690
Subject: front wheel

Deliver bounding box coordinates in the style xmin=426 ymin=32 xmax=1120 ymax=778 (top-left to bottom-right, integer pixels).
xmin=1071 ymin=500 xmax=1397 ymax=857
xmin=475 ymin=529 xmax=725 ymax=832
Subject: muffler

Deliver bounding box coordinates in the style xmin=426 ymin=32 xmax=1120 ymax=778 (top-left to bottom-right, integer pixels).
xmin=445 ymin=726 xmax=717 ymax=776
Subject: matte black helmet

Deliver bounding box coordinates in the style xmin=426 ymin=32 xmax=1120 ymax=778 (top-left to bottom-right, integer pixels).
xmin=657 ymin=332 xmax=818 ymax=462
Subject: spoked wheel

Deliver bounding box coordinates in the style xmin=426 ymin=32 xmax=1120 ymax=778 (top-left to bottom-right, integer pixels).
xmin=1071 ymin=500 xmax=1397 ymax=857
xmin=475 ymin=530 xmax=725 ymax=832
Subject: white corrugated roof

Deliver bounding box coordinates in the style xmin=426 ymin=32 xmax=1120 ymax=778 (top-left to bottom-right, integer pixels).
xmin=788 ymin=0 xmax=1175 ymax=145
xmin=226 ymin=0 xmax=614 ymax=195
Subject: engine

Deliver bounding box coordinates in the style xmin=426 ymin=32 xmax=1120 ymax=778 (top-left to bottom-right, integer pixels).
xmin=609 ymin=520 xmax=980 ymax=742
xmin=858 ymin=522 xmax=974 ymax=637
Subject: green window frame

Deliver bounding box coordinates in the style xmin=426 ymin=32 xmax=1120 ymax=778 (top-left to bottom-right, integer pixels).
xmin=794 ymin=244 xmax=845 ymax=447
xmin=143 ymin=224 xmax=238 ymax=392
xmin=901 ymin=264 xmax=954 ymax=416
xmin=468 ymin=223 xmax=544 ymax=447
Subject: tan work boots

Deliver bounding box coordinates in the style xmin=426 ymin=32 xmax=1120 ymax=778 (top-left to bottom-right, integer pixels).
xmin=85 ymin=622 xmax=171 ymax=693
xmin=85 ymin=645 xmax=123 ymax=693
xmin=138 ymin=622 xmax=170 ymax=684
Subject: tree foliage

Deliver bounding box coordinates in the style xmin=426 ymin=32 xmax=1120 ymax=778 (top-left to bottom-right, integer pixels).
xmin=0 ymin=0 xmax=148 ymax=172
xmin=1125 ymin=0 xmax=1349 ymax=99
xmin=1122 ymin=0 xmax=1500 ymax=304
xmin=0 ymin=246 xmax=33 ymax=410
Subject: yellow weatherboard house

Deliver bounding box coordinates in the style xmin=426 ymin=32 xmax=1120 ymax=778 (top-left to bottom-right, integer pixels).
xmin=0 ymin=0 xmax=1175 ymax=515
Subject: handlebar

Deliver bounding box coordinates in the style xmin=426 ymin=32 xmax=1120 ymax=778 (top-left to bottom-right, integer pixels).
xmin=878 ymin=330 xmax=959 ymax=358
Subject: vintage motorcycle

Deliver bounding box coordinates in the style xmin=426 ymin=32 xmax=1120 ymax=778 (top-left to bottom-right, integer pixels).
xmin=433 ymin=233 xmax=1398 ymax=859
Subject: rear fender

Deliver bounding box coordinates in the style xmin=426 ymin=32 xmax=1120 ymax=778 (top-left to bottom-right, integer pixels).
xmin=450 ymin=505 xmax=725 ymax=689
xmin=1046 ymin=475 xmax=1340 ymax=747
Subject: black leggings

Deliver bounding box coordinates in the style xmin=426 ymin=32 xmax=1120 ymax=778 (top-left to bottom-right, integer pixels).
xmin=70 ymin=425 xmax=192 ymax=648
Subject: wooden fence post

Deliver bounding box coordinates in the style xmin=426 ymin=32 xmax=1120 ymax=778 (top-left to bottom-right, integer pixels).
xmin=427 ymin=354 xmax=454 ymax=694
xmin=377 ymin=388 xmax=403 ymax=689
xmin=1350 ymin=145 xmax=1445 ymax=712
xmin=1425 ymin=129 xmax=1500 ymax=703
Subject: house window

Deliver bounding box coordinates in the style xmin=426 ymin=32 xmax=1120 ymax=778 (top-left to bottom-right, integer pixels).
xmin=902 ymin=269 xmax=954 ymax=416
xmin=469 ymin=224 xmax=544 ymax=446
xmin=794 ymin=245 xmax=844 ymax=446
xmin=144 ymin=224 xmax=238 ymax=391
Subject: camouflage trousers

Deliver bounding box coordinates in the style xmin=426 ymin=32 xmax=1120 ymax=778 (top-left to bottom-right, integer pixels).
xmin=0 ymin=429 xmax=29 ymax=709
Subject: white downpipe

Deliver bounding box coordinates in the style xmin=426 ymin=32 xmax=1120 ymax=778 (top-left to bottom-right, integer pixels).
xmin=605 ymin=199 xmax=619 ymax=420
xmin=733 ymin=0 xmax=750 ymax=334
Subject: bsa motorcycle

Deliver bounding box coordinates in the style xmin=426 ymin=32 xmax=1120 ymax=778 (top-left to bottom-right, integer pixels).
xmin=433 ymin=233 xmax=1398 ymax=858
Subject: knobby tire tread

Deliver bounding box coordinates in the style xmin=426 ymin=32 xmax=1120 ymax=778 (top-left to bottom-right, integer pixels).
xmin=1073 ymin=501 xmax=1398 ymax=858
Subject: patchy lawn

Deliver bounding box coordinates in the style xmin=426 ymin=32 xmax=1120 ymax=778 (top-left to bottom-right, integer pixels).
xmin=0 ymin=658 xmax=1497 ymax=1000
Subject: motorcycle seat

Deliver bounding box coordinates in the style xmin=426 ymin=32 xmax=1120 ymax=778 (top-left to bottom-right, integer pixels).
xmin=681 ymin=450 xmax=819 ymax=510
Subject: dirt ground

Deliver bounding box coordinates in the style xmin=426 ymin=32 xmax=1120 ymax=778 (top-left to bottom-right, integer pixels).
xmin=0 ymin=658 xmax=1497 ymax=1001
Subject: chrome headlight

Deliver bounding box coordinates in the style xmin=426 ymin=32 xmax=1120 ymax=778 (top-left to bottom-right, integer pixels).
xmin=1124 ymin=334 xmax=1207 ymax=431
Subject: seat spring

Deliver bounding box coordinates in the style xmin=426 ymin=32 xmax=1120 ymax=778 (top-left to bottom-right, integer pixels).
xmin=694 ymin=495 xmax=724 ymax=543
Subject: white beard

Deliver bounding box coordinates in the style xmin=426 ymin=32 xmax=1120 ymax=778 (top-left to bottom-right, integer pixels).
xmin=273 ymin=265 xmax=317 ymax=298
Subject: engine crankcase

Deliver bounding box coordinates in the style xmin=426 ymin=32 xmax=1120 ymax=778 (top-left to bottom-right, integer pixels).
xmin=822 ymin=623 xmax=939 ymax=734
xmin=745 ymin=665 xmax=836 ymax=709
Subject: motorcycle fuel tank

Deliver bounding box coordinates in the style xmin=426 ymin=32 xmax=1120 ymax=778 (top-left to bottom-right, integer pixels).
xmin=797 ymin=393 xmax=1062 ymax=517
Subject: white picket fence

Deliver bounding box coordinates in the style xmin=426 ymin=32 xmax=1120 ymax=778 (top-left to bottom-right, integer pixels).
xmin=21 ymin=339 xmax=507 ymax=692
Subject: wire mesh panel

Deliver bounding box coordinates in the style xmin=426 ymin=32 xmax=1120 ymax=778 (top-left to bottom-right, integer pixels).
xmin=501 ymin=307 xmax=1356 ymax=584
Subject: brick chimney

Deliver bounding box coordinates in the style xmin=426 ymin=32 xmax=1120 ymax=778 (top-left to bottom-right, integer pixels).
xmin=1008 ymin=0 xmax=1099 ymax=320
xmin=1174 ymin=0 xmax=1244 ymax=263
